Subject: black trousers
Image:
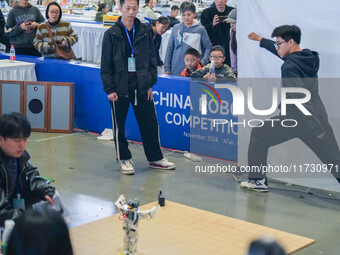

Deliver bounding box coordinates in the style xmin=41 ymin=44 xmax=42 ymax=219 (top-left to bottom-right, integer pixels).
xmin=110 ymin=89 xmax=163 ymax=162
xmin=248 ymin=115 xmax=340 ymax=182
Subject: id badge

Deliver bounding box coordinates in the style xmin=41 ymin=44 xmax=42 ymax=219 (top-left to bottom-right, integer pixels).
xmin=128 ymin=57 xmax=136 ymax=72
xmin=13 ymin=198 xmax=25 ymax=210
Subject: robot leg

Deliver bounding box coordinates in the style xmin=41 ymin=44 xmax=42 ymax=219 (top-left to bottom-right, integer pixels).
xmin=127 ymin=229 xmax=139 ymax=254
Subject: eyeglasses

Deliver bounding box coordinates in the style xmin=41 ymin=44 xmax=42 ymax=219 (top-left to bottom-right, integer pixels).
xmin=275 ymin=40 xmax=286 ymax=49
xmin=210 ymin=55 xmax=224 ymax=60
xmin=49 ymin=11 xmax=60 ymax=14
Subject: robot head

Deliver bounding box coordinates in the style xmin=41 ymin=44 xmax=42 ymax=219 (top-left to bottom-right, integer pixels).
xmin=128 ymin=199 xmax=139 ymax=211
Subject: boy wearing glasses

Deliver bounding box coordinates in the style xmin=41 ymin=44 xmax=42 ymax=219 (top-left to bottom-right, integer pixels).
xmin=191 ymin=45 xmax=236 ymax=82
xmin=164 ymin=1 xmax=212 ymax=76
xmin=241 ymin=25 xmax=340 ymax=192
xmin=180 ymin=48 xmax=203 ymax=77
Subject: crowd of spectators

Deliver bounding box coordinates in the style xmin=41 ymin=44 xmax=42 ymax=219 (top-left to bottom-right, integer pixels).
xmin=0 ymin=1 xmax=78 ymax=59
xmin=0 ymin=0 xmax=237 ymax=70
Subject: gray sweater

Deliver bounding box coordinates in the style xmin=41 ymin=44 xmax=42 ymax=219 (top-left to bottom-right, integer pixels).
xmin=164 ymin=21 xmax=212 ymax=76
xmin=6 ymin=4 xmax=44 ymax=47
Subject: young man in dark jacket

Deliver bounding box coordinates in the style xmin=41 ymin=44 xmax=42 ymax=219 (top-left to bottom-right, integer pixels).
xmin=0 ymin=113 xmax=55 ymax=226
xmin=200 ymin=0 xmax=234 ymax=66
xmin=100 ymin=0 xmax=175 ymax=175
xmin=241 ymin=25 xmax=340 ymax=192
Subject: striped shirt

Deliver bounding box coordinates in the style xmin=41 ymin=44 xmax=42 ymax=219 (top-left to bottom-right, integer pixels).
xmin=33 ymin=20 xmax=78 ymax=58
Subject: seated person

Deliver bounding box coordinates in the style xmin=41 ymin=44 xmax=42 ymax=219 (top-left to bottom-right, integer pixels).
xmin=33 ymin=2 xmax=78 ymax=58
xmin=8 ymin=209 xmax=73 ymax=255
xmin=167 ymin=5 xmax=180 ymax=28
xmin=95 ymin=3 xmax=109 ymax=22
xmin=191 ymin=45 xmax=236 ymax=82
xmin=181 ymin=48 xmax=203 ymax=77
xmin=0 ymin=113 xmax=55 ymax=226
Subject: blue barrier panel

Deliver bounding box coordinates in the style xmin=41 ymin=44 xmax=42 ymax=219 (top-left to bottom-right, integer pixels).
xmin=189 ymin=79 xmax=238 ymax=161
xmin=0 ymin=54 xmax=237 ymax=161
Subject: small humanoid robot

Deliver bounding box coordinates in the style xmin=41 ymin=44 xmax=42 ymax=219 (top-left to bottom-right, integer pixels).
xmin=115 ymin=194 xmax=161 ymax=255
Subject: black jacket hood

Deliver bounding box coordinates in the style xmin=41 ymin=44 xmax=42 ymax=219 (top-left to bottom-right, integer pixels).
xmin=285 ymin=49 xmax=319 ymax=77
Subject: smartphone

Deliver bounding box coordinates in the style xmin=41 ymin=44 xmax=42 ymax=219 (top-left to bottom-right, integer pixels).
xmin=218 ymin=16 xmax=228 ymax=22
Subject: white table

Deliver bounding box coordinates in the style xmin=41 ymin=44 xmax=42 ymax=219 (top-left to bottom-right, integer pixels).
xmin=0 ymin=59 xmax=37 ymax=81
xmin=71 ymin=22 xmax=108 ymax=64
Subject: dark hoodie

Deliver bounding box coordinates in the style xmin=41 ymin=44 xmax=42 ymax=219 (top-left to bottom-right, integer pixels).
xmin=6 ymin=4 xmax=44 ymax=47
xmin=260 ymin=38 xmax=329 ymax=136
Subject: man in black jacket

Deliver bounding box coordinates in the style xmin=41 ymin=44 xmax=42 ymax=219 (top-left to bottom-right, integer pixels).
xmin=100 ymin=0 xmax=175 ymax=175
xmin=200 ymin=0 xmax=234 ymax=66
xmin=0 ymin=113 xmax=55 ymax=226
xmin=240 ymin=25 xmax=340 ymax=192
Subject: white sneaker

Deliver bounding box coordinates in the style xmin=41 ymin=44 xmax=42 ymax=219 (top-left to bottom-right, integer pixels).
xmin=149 ymin=158 xmax=176 ymax=170
xmin=120 ymin=160 xmax=135 ymax=175
xmin=240 ymin=178 xmax=268 ymax=192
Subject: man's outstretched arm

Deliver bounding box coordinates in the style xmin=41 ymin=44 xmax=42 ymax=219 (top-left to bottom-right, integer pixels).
xmin=248 ymin=32 xmax=281 ymax=59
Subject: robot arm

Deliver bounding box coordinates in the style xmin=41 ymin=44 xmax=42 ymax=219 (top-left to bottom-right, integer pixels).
xmin=137 ymin=204 xmax=161 ymax=219
xmin=114 ymin=194 xmax=126 ymax=211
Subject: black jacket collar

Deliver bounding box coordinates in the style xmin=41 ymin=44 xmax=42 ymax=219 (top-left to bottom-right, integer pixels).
xmin=0 ymin=148 xmax=30 ymax=167
xmin=112 ymin=17 xmax=145 ymax=38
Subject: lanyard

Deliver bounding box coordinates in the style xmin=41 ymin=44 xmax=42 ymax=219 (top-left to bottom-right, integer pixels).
xmin=122 ymin=22 xmax=135 ymax=57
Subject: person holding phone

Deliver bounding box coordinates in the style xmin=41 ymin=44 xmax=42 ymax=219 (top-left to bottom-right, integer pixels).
xmin=201 ymin=0 xmax=234 ymax=66
xmin=5 ymin=0 xmax=44 ymax=56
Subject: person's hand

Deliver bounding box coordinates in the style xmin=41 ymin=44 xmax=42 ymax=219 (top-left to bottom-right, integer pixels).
xmin=165 ymin=71 xmax=171 ymax=75
xmin=147 ymin=88 xmax=153 ymax=101
xmin=203 ymin=73 xmax=210 ymax=79
xmin=108 ymin=92 xmax=118 ymax=101
xmin=61 ymin=40 xmax=66 ymax=46
xmin=45 ymin=195 xmax=54 ymax=205
xmin=208 ymin=73 xmax=216 ymax=82
xmin=213 ymin=15 xmax=220 ymax=27
xmin=20 ymin=22 xmax=29 ymax=30
xmin=248 ymin=32 xmax=263 ymax=42
xmin=317 ymin=131 xmax=326 ymax=139
xmin=30 ymin=22 xmax=38 ymax=29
